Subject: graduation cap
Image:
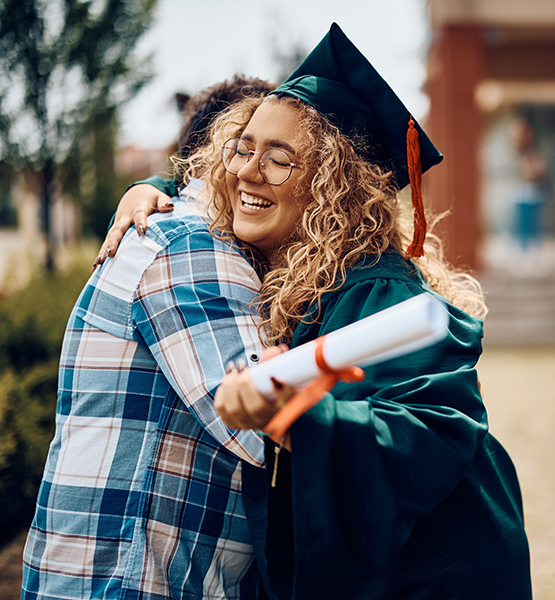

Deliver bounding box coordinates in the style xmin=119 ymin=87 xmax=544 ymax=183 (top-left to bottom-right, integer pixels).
xmin=270 ymin=22 xmax=443 ymax=258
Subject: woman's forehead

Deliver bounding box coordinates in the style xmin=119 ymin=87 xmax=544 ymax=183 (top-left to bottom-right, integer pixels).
xmin=242 ymin=101 xmax=303 ymax=152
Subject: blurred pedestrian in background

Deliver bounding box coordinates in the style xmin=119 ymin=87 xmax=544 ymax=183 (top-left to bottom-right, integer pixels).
xmin=508 ymin=117 xmax=549 ymax=276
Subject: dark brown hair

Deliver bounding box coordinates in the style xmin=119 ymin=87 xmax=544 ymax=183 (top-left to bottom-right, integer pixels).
xmin=176 ymin=75 xmax=275 ymax=159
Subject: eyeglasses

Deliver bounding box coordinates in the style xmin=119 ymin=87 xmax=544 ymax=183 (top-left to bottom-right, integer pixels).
xmin=221 ymin=138 xmax=299 ymax=186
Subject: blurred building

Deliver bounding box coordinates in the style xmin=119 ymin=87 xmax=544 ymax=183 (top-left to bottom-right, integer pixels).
xmin=425 ymin=0 xmax=555 ymax=273
xmin=0 ymin=142 xmax=172 ymax=292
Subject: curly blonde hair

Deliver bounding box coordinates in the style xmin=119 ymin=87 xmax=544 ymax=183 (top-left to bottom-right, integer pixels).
xmin=175 ymin=95 xmax=486 ymax=346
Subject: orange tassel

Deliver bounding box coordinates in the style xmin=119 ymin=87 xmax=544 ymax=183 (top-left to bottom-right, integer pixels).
xmin=404 ymin=115 xmax=427 ymax=259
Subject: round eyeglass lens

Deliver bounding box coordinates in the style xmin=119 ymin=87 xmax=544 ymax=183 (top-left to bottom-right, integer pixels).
xmin=221 ymin=138 xmax=294 ymax=185
xmin=222 ymin=139 xmax=248 ymax=174
xmin=259 ymin=148 xmax=294 ymax=185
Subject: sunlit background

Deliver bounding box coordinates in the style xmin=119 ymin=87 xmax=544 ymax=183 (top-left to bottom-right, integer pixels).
xmin=0 ymin=1 xmax=554 ymax=598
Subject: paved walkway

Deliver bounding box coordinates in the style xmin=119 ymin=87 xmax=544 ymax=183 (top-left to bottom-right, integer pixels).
xmin=478 ymin=345 xmax=555 ymax=600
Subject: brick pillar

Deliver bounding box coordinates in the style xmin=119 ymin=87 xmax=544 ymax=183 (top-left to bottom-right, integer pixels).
xmin=426 ymin=25 xmax=485 ymax=272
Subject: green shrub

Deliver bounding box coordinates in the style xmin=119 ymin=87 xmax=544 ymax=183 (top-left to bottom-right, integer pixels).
xmin=0 ymin=261 xmax=91 ymax=545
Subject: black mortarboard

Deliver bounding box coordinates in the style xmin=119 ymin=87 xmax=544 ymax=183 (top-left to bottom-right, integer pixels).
xmin=270 ymin=23 xmax=443 ymax=257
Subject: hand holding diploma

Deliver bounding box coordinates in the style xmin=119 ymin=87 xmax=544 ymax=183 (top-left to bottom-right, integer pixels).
xmin=215 ymin=294 xmax=449 ymax=440
xmin=215 ymin=344 xmax=295 ymax=435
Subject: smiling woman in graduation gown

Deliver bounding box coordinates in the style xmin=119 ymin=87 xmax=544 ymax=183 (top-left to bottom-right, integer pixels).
xmin=242 ymin=251 xmax=531 ymax=600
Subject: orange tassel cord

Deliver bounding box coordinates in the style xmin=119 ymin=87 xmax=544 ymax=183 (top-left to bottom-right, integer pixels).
xmin=405 ymin=115 xmax=427 ymax=259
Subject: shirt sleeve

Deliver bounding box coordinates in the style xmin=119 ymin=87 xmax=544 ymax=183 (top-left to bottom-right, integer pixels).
xmin=271 ymin=277 xmax=488 ymax=582
xmin=131 ymin=228 xmax=265 ymax=466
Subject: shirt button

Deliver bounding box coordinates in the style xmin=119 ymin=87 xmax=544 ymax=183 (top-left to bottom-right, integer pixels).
xmin=250 ymin=354 xmax=260 ymax=363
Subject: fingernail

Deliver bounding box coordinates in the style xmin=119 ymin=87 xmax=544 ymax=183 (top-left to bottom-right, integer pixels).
xmin=236 ymin=359 xmax=246 ymax=372
xmin=165 ymin=202 xmax=174 ymax=208
xmin=225 ymin=361 xmax=235 ymax=374
xmin=137 ymin=225 xmax=144 ymax=236
xmin=270 ymin=377 xmax=283 ymax=390
xmin=91 ymin=256 xmax=101 ymax=273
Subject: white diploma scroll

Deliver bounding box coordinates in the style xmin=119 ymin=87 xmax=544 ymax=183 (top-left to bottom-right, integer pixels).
xmin=249 ymin=293 xmax=449 ymax=398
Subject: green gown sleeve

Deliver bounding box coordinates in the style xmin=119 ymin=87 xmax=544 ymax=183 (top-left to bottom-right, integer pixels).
xmin=107 ymin=175 xmax=181 ymax=232
xmin=269 ymin=275 xmax=488 ymax=595
xmin=126 ymin=174 xmax=180 ymax=197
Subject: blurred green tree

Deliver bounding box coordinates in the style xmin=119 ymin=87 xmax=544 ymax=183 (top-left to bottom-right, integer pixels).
xmin=0 ymin=0 xmax=158 ymax=269
xmin=0 ymin=160 xmax=17 ymax=226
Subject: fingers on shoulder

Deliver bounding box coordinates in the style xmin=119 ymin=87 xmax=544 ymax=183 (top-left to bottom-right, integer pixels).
xmin=157 ymin=193 xmax=175 ymax=212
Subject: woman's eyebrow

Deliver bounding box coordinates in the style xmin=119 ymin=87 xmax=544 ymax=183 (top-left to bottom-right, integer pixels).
xmin=241 ymin=133 xmax=297 ymax=156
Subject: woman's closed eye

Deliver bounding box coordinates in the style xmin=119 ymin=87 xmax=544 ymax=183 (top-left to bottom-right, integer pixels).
xmin=268 ymin=156 xmax=291 ymax=168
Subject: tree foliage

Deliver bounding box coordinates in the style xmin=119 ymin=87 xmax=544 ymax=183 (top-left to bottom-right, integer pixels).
xmin=0 ymin=0 xmax=158 ymax=267
xmin=0 ymin=0 xmax=157 ymax=167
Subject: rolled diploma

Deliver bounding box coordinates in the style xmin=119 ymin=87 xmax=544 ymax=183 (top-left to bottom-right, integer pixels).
xmin=249 ymin=293 xmax=449 ymax=398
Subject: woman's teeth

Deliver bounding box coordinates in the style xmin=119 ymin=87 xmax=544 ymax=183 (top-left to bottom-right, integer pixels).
xmin=241 ymin=193 xmax=273 ymax=210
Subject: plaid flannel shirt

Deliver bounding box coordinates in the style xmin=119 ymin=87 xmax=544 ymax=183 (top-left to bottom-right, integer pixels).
xmin=22 ymin=190 xmax=266 ymax=600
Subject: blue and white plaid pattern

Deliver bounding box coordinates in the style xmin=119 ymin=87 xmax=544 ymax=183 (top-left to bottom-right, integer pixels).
xmin=22 ymin=194 xmax=266 ymax=600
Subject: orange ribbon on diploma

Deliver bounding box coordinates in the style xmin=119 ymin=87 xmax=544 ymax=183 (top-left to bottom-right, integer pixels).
xmin=252 ymin=294 xmax=449 ymax=443
xmin=263 ymin=336 xmax=366 ymax=442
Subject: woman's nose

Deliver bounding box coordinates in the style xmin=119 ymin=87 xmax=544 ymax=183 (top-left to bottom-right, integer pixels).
xmin=237 ymin=154 xmax=264 ymax=184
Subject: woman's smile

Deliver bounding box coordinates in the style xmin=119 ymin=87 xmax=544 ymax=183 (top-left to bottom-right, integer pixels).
xmin=239 ymin=192 xmax=275 ymax=211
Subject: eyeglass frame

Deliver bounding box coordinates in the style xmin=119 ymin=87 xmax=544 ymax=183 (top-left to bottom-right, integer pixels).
xmin=221 ymin=138 xmax=300 ymax=186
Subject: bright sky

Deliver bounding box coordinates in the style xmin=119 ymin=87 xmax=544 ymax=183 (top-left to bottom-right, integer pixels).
xmin=120 ymin=0 xmax=429 ymax=148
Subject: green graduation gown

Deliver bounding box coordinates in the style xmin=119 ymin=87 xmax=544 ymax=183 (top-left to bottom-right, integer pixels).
xmin=242 ymin=251 xmax=532 ymax=600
